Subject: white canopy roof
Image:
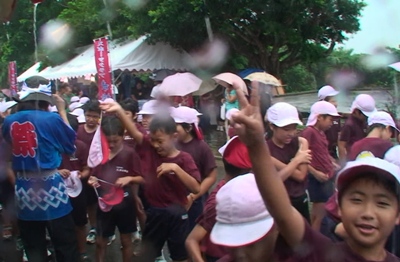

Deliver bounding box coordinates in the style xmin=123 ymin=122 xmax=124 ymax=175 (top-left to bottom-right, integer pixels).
xmin=17 ymin=62 xmax=42 ymax=82
xmin=37 ymin=36 xmax=189 ymax=80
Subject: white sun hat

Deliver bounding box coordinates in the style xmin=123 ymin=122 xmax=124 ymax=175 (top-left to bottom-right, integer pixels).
xmin=266 ymin=102 xmax=303 ymax=127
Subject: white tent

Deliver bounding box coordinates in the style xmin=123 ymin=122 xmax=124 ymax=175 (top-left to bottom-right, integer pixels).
xmin=38 ymin=36 xmax=189 ymax=80
xmin=17 ymin=62 xmax=42 ymax=82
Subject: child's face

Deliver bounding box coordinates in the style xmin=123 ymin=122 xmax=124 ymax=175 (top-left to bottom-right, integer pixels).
xmin=271 ymin=124 xmax=297 ymax=145
xmin=339 ymin=178 xmax=400 ymax=248
xmin=150 ymin=130 xmax=176 ymax=157
xmin=142 ymin=114 xmax=153 ymax=130
xmin=124 ymin=110 xmax=133 ymax=120
xmin=326 ymin=96 xmax=338 ymax=108
xmin=106 ymin=135 xmax=123 ymax=153
xmin=317 ymin=115 xmax=333 ymax=131
xmin=85 ymin=111 xmax=100 ymax=128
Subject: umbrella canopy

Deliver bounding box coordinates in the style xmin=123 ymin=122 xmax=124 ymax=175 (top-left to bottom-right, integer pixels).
xmin=212 ymin=72 xmax=248 ymax=95
xmin=158 ymin=72 xmax=202 ymax=96
xmin=389 ymin=62 xmax=400 ymax=72
xmin=238 ymin=68 xmax=264 ymax=78
xmin=192 ymin=79 xmax=218 ymax=96
xmin=244 ymin=72 xmax=281 ymax=86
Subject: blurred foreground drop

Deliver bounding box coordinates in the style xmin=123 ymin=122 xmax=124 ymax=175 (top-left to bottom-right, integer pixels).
xmin=40 ymin=19 xmax=73 ymax=50
xmin=122 ymin=0 xmax=149 ymax=9
xmin=362 ymin=47 xmax=397 ymax=70
xmin=187 ymin=38 xmax=229 ymax=73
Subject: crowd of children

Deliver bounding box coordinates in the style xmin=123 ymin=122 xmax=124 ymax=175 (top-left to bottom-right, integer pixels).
xmin=1 ymin=77 xmax=400 ymax=262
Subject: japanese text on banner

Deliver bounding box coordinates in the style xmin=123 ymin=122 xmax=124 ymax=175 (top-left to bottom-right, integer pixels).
xmin=93 ymin=37 xmax=112 ymax=100
xmin=8 ymin=61 xmax=18 ymax=96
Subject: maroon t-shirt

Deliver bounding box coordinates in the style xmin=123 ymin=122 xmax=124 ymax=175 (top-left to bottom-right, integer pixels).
xmin=140 ymin=137 xmax=201 ymax=208
xmin=123 ymin=123 xmax=147 ymax=149
xmin=348 ymin=137 xmax=393 ymax=161
xmin=176 ymin=139 xmax=217 ymax=181
xmin=325 ymin=116 xmax=341 ymax=158
xmin=289 ymin=220 xmax=400 ymax=261
xmin=76 ymin=124 xmax=96 ymax=147
xmin=267 ymin=138 xmax=306 ymax=198
xmin=91 ymin=145 xmax=142 ymax=184
xmin=59 ymin=139 xmax=88 ymax=171
xmin=326 ymin=137 xmax=393 ymax=220
xmin=339 ymin=115 xmax=366 ymax=159
xmin=301 ymin=126 xmax=334 ymax=178
xmin=196 ymin=180 xmax=228 ymax=258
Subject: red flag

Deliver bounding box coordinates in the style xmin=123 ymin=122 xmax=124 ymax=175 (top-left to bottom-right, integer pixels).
xmin=87 ymin=123 xmax=110 ymax=168
xmin=93 ymin=37 xmax=113 ymax=101
xmin=8 ymin=61 xmax=17 ymax=96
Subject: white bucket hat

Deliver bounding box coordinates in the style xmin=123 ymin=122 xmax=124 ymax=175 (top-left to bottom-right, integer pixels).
xmin=306 ymin=101 xmax=339 ymax=126
xmin=266 ymin=102 xmax=303 ymax=127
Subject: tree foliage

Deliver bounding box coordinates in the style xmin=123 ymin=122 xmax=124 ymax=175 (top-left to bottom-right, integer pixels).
xmin=129 ymin=0 xmax=366 ymax=76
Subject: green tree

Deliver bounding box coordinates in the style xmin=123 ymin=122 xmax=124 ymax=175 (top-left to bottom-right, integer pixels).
xmin=128 ymin=0 xmax=366 ymax=76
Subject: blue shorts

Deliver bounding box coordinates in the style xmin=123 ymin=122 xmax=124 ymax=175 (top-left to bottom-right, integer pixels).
xmin=307 ymin=175 xmax=334 ymax=203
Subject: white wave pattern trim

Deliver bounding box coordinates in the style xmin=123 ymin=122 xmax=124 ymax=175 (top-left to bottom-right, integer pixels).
xmin=16 ymin=182 xmax=69 ymax=211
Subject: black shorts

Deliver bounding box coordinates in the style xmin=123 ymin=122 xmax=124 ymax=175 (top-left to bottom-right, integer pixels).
xmin=307 ymin=175 xmax=334 ymax=203
xmin=290 ymin=193 xmax=310 ymax=223
xmin=70 ymin=189 xmax=87 ymax=227
xmin=96 ymin=191 xmax=137 ymax=238
xmin=141 ymin=205 xmax=189 ymax=261
xmin=83 ymin=179 xmax=98 ymax=206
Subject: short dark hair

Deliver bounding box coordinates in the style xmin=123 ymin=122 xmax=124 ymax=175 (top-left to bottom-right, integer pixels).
xmin=338 ymin=172 xmax=399 ymax=207
xmin=84 ymin=100 xmax=101 ymax=115
xmin=101 ymin=116 xmax=124 ymax=136
xmin=179 ymin=123 xmax=198 ymax=139
xmin=222 ymin=158 xmax=251 ymax=178
xmin=59 ymin=82 xmax=70 ymax=90
xmin=367 ymin=123 xmax=386 ymax=134
xmin=149 ymin=115 xmax=177 ymax=135
xmin=16 ymin=100 xmax=50 ymax=111
xmin=121 ymin=100 xmax=139 ymax=115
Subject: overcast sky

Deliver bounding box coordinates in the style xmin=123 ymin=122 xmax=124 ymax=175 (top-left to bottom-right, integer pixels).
xmin=342 ymin=0 xmax=400 ymax=54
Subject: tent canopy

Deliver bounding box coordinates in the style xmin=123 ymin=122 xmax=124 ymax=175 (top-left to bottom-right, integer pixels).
xmin=17 ymin=62 xmax=42 ymax=82
xmin=37 ymin=35 xmax=189 ymax=80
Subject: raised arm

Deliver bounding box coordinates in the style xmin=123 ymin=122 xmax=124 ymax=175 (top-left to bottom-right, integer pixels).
xmin=99 ymin=101 xmax=144 ymax=144
xmin=231 ymin=81 xmax=305 ymax=247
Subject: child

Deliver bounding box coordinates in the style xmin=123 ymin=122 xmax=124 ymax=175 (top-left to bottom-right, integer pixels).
xmin=185 ymin=136 xmax=252 ymax=262
xmin=58 ymin=115 xmax=91 ymax=261
xmin=301 ymin=101 xmax=339 ymax=230
xmin=88 ymin=116 xmax=144 ymax=262
xmin=338 ymin=94 xmax=376 ymax=164
xmin=317 ymin=85 xmax=340 ymax=159
xmin=171 ymin=106 xmax=217 ymax=230
xmin=230 ymin=82 xmax=400 ymax=262
xmin=2 ymin=90 xmax=79 ymax=261
xmin=225 ymin=108 xmax=239 ymax=139
xmin=210 ymin=173 xmax=293 ymax=262
xmin=99 ymin=101 xmax=201 ymax=262
xmin=266 ymin=102 xmax=312 ymax=221
xmin=322 ymin=111 xmax=397 ymax=242
xmin=78 ymin=100 xmax=102 ymax=244
xmin=120 ymin=99 xmax=146 ymax=149
xmin=137 ymin=100 xmax=159 ymax=130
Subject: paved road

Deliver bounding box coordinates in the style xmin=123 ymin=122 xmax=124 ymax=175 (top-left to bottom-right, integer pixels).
xmin=0 ymin=161 xmax=225 ymax=262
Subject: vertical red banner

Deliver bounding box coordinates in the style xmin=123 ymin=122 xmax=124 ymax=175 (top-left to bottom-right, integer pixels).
xmin=8 ymin=61 xmax=18 ymax=96
xmin=93 ymin=37 xmax=112 ymax=100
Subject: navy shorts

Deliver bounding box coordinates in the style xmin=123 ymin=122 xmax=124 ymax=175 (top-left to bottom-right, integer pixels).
xmin=141 ymin=205 xmax=189 ymax=261
xmin=96 ymin=191 xmax=137 ymax=238
xmin=307 ymin=175 xmax=334 ymax=203
xmin=70 ymin=188 xmax=87 ymax=227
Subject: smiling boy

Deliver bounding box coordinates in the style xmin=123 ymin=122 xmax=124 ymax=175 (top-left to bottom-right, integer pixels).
xmin=230 ymin=82 xmax=400 ymax=262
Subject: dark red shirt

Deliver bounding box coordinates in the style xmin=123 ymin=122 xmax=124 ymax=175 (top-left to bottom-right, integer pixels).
xmin=76 ymin=124 xmax=96 ymax=147
xmin=267 ymin=138 xmax=306 ymax=198
xmin=348 ymin=137 xmax=393 ymax=161
xmin=176 ymin=139 xmax=216 ymax=181
xmin=92 ymin=145 xmax=142 ymax=184
xmin=339 ymin=115 xmax=366 ymax=159
xmin=325 ymin=116 xmax=341 ymax=158
xmin=123 ymin=123 xmax=147 ymax=149
xmin=289 ymin=220 xmax=399 ymax=261
xmin=196 ymin=180 xmax=228 ymax=258
xmin=140 ymin=137 xmax=201 ymax=208
xmin=326 ymin=137 xmax=393 ymax=220
xmin=301 ymin=126 xmax=334 ymax=178
xmin=59 ymin=139 xmax=88 ymax=172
